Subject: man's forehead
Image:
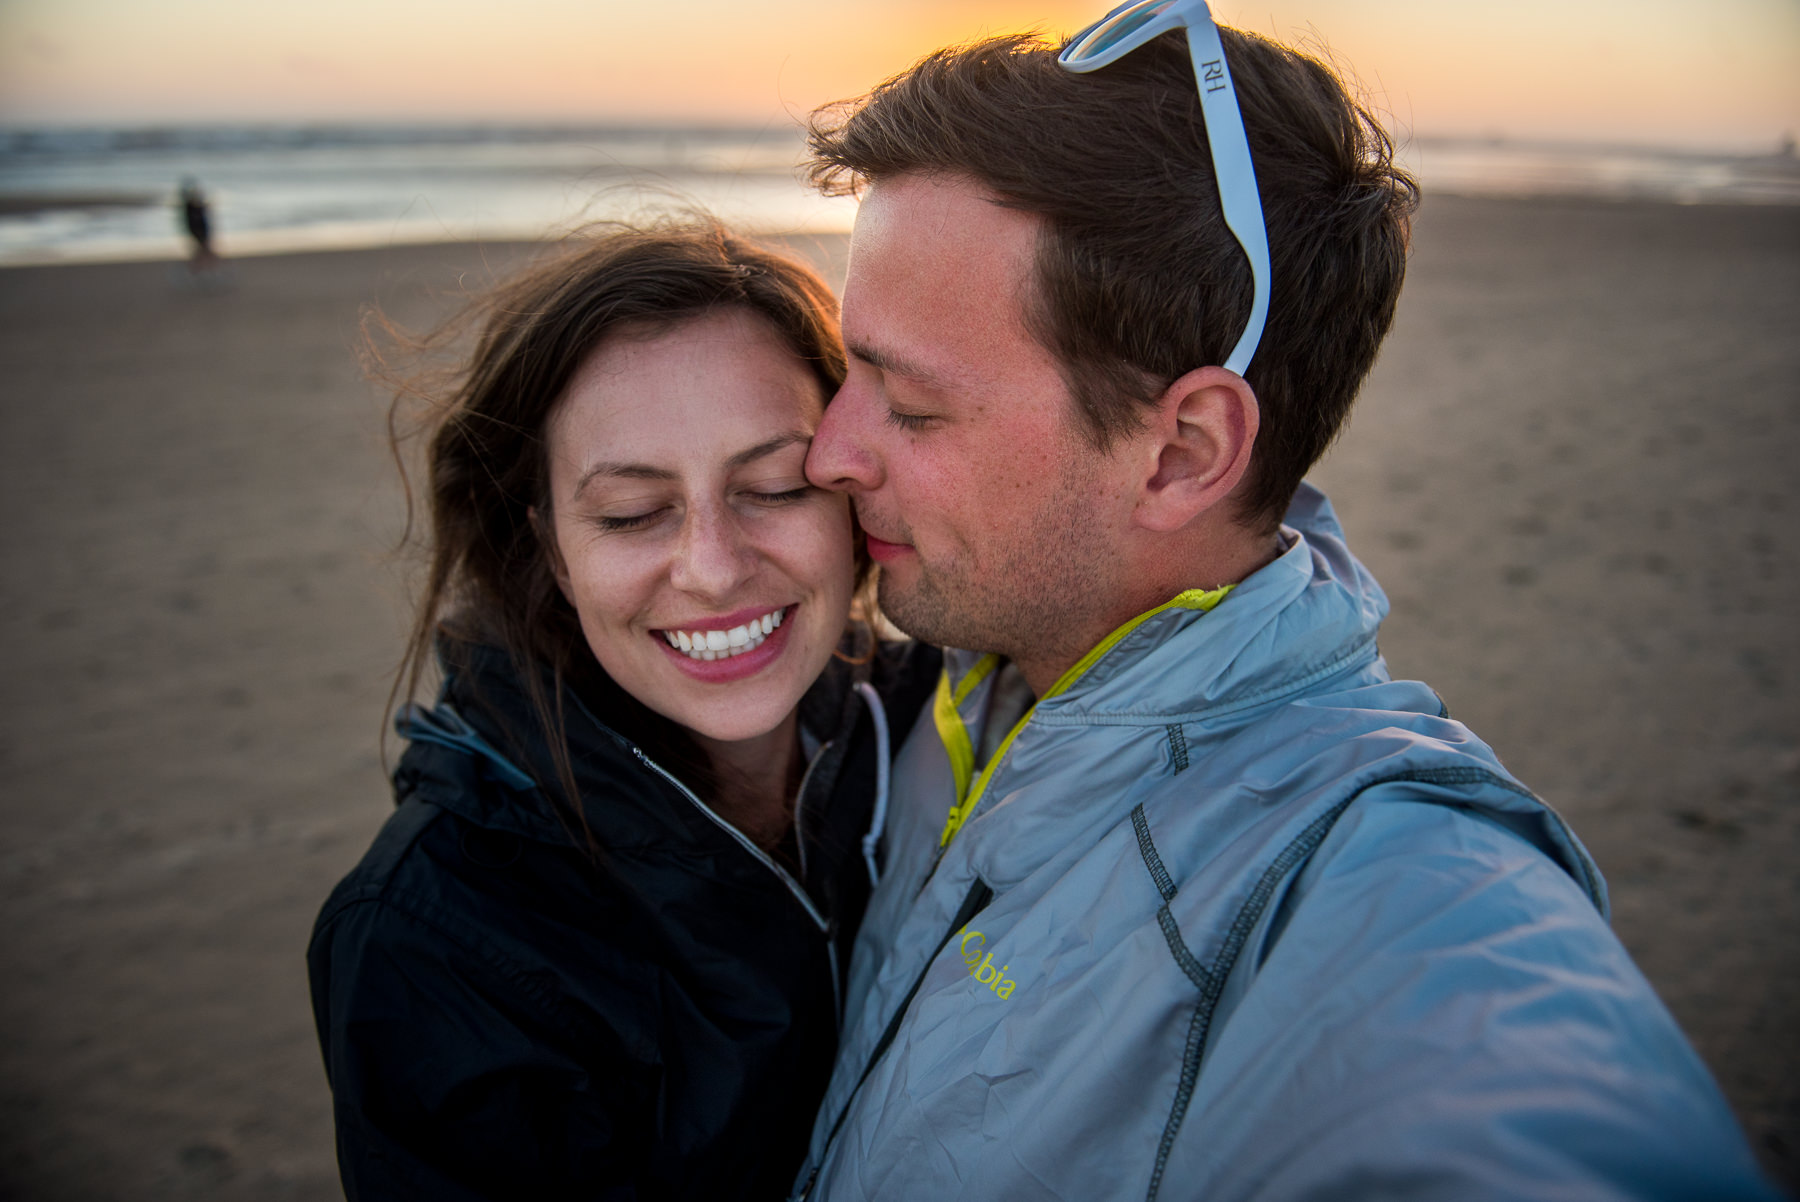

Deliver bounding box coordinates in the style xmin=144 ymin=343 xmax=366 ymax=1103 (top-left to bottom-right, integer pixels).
xmin=842 ymin=173 xmax=1044 ymax=387
xmin=850 ymin=173 xmax=1038 ymax=275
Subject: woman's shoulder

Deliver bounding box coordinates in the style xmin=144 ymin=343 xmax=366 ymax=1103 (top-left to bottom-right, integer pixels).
xmin=307 ymin=800 xmax=666 ymax=1197
xmin=310 ymin=795 xmax=563 ymax=965
xmin=308 ymin=794 xmax=660 ymax=1041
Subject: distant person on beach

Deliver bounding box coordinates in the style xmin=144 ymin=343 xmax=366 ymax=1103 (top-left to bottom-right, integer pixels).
xmin=177 ymin=179 xmax=219 ymax=274
xmin=786 ymin=3 xmax=1780 ymax=1199
xmin=308 ymin=223 xmax=937 ymax=1199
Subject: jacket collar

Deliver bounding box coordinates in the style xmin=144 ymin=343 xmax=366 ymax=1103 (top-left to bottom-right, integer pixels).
xmin=933 ymin=484 xmax=1388 ymax=847
xmin=1044 ymin=483 xmax=1388 ymax=723
xmin=395 ymin=631 xmax=878 ymax=855
xmin=394 ymin=640 xmax=687 ymax=847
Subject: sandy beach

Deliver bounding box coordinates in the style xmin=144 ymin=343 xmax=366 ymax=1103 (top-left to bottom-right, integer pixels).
xmin=0 ymin=195 xmax=1794 ymax=1198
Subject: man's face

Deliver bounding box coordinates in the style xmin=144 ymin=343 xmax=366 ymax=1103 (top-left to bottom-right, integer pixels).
xmin=806 ymin=174 xmax=1130 ymax=687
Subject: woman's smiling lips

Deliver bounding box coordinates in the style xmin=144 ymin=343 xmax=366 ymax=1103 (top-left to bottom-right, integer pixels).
xmin=653 ymin=605 xmax=797 ymax=683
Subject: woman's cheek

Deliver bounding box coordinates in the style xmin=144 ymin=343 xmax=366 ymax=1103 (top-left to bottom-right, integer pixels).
xmin=801 ymin=494 xmax=856 ymax=573
xmin=574 ymin=543 xmax=661 ymax=612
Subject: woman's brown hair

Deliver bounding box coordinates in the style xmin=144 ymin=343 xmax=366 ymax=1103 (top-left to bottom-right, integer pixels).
xmin=377 ymin=219 xmax=854 ymax=830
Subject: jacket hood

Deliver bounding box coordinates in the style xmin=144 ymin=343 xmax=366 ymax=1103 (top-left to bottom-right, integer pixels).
xmin=393 ymin=641 xmax=697 ymax=849
xmin=397 ymin=636 xmax=863 ymax=838
xmin=1035 ymin=483 xmax=1388 ymax=725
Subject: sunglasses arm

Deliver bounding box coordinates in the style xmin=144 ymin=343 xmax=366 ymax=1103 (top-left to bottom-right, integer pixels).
xmin=1184 ymin=18 xmax=1270 ymax=376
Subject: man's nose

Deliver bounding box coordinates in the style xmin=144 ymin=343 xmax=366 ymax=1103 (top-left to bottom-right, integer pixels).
xmin=806 ymin=379 xmax=883 ymax=493
xmin=669 ymin=503 xmax=756 ymax=599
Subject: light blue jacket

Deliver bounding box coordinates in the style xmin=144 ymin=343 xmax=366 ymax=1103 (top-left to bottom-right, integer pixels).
xmin=794 ymin=485 xmax=1776 ymax=1201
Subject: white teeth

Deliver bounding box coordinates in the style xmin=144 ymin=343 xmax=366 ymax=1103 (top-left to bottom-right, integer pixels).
xmin=659 ymin=607 xmax=790 ymax=661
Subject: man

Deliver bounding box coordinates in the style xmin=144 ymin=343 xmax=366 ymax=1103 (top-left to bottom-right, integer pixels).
xmin=791 ymin=7 xmax=1778 ymax=1201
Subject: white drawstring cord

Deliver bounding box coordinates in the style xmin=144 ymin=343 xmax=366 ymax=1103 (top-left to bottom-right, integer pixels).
xmin=854 ymin=682 xmax=890 ymax=889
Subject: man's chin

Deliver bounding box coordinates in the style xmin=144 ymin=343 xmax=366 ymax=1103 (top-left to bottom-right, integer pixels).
xmin=877 ymin=574 xmax=978 ymax=651
xmin=875 ymin=576 xmax=941 ymax=644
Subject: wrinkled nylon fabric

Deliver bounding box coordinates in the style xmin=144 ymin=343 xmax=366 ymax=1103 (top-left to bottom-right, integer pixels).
xmin=795 ymin=484 xmax=1776 ymax=1202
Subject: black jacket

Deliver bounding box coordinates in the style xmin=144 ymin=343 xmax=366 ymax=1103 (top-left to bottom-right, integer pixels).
xmin=308 ymin=637 xmax=939 ymax=1201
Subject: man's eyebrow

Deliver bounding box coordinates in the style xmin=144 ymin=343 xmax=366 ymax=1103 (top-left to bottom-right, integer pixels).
xmin=572 ymin=432 xmax=812 ymax=496
xmin=848 ymin=340 xmax=952 ymax=391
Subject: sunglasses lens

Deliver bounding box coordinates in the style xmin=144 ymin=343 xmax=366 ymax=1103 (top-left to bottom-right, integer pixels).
xmin=1068 ymin=0 xmax=1177 ymax=60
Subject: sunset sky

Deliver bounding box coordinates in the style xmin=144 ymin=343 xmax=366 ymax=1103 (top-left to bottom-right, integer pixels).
xmin=1 ymin=0 xmax=1795 ymax=150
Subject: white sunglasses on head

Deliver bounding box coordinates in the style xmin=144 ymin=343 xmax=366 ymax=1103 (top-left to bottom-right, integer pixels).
xmin=1059 ymin=0 xmax=1270 ymax=376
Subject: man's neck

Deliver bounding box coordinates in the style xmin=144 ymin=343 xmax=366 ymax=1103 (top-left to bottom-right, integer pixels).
xmin=1011 ymin=527 xmax=1284 ymax=698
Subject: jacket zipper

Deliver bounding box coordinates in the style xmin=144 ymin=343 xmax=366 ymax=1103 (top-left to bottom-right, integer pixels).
xmin=633 ymin=734 xmax=851 ymax=1028
xmin=791 ymin=739 xmax=847 ymax=1028
xmin=629 ymin=748 xmax=829 ymax=934
xmin=798 ymin=877 xmax=994 ymax=1199
xmin=792 ymin=737 xmax=833 ymax=884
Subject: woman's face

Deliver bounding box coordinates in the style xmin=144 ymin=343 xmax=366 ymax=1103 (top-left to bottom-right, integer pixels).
xmin=544 ymin=308 xmax=855 ymax=746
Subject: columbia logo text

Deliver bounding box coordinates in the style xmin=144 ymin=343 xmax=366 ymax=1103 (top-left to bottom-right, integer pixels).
xmin=959 ymin=928 xmax=1018 ymax=999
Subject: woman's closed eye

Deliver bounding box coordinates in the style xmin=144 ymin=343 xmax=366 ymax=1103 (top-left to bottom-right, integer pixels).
xmin=587 ymin=483 xmax=812 ymax=533
xmin=591 ymin=507 xmax=667 ymax=532
xmin=745 ymin=484 xmax=815 ymax=506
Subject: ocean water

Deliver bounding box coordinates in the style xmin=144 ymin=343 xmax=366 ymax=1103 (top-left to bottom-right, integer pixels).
xmin=1402 ymin=136 xmax=1800 ymax=208
xmin=1 ymin=124 xmax=1795 ymax=267
xmin=0 ymin=124 xmax=855 ymax=267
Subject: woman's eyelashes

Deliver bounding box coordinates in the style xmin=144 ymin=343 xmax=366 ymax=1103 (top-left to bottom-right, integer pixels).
xmin=592 ymin=508 xmax=664 ymax=533
xmin=747 ymin=485 xmax=815 ymax=506
xmin=588 ymin=483 xmax=816 ymax=533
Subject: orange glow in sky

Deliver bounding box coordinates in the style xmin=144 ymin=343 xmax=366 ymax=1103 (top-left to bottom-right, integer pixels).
xmin=1 ymin=0 xmax=1795 ymax=149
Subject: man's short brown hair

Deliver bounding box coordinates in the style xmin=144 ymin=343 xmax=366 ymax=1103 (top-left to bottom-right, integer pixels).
xmin=807 ymin=29 xmax=1418 ymax=528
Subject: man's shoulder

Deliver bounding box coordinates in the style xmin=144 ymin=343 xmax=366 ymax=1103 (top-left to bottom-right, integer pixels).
xmin=1143 ymin=703 xmax=1605 ymax=915
xmin=1164 ymin=787 xmax=1777 ymax=1199
xmin=1238 ymin=785 xmax=1606 ymax=942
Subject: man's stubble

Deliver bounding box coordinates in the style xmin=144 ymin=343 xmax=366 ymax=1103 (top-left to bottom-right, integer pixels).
xmin=871 ymin=452 xmax=1116 ymax=684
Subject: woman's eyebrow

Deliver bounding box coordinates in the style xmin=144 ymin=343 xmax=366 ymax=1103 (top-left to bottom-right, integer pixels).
xmin=573 ymin=432 xmax=813 ymax=496
xmin=725 ymin=431 xmax=812 ymax=470
xmin=573 ymin=461 xmax=675 ymax=495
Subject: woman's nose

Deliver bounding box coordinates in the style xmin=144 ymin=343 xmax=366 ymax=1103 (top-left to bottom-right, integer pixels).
xmin=668 ymin=504 xmax=756 ymax=598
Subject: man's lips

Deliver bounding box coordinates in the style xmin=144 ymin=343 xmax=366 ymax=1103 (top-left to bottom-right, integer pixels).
xmin=865 ymin=534 xmax=912 ymax=563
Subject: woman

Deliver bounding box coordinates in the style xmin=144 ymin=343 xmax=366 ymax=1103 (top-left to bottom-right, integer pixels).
xmin=308 ymin=223 xmax=938 ymax=1200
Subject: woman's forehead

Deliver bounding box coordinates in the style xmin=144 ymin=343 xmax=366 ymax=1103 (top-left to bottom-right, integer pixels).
xmin=547 ymin=310 xmax=825 ymax=492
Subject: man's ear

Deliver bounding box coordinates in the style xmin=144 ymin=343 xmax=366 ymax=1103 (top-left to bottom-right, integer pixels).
xmin=1132 ymin=366 xmax=1259 ymax=534
xmin=530 ymin=505 xmax=576 ymax=605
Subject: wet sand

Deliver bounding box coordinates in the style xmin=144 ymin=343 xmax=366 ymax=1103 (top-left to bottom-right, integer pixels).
xmin=0 ymin=197 xmax=1794 ymax=1198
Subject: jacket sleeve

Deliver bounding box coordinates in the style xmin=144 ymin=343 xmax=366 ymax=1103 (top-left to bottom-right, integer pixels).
xmin=1168 ymin=795 xmax=1780 ymax=1202
xmin=309 ymin=896 xmax=658 ymax=1202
